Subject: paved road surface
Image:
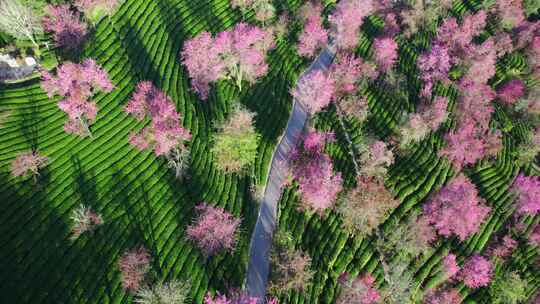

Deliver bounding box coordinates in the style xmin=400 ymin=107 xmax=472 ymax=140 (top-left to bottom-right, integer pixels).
xmin=246 ymin=45 xmax=336 ymax=301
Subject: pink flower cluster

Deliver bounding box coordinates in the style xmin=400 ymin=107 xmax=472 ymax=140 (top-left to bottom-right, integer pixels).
xmin=423 ymin=174 xmax=491 ymax=241
xmin=186 ymin=203 xmax=241 ymax=256
xmin=288 ymin=131 xmax=343 ymax=215
xmin=458 ymin=254 xmax=492 ymax=288
xmin=511 ymin=174 xmax=540 ymax=215
xmin=329 ymin=0 xmax=375 ymax=50
xmin=338 ymin=272 xmax=380 ymax=304
xmin=417 ymin=44 xmax=452 ymax=97
xmin=497 ymin=79 xmax=525 ymax=104
xmin=442 ymin=253 xmax=460 ymax=279
xmin=424 ymin=288 xmax=462 ymax=304
xmin=41 ymin=59 xmax=113 ymax=137
xmin=42 ymin=5 xmax=87 ymax=50
xmin=181 ymin=23 xmax=275 ymax=99
xmin=124 ymin=81 xmax=191 ymax=156
xmin=118 ymin=247 xmax=150 ymax=291
xmin=291 ymin=70 xmax=335 ymax=114
xmin=10 ymin=150 xmax=48 ymax=178
xmin=373 ymin=37 xmax=398 ymax=73
xmin=436 ymin=11 xmax=487 ymax=59
xmin=297 ymin=2 xmax=328 ymax=58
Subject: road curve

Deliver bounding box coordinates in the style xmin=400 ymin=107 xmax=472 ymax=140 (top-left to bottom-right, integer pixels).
xmin=246 ymin=45 xmax=336 ymax=301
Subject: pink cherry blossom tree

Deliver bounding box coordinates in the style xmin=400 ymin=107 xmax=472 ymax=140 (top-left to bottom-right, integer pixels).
xmin=186 ymin=203 xmax=241 ymax=256
xmin=124 ymin=81 xmax=191 ymax=179
xmin=463 ymin=39 xmax=497 ymax=85
xmin=492 ymin=0 xmax=526 ymax=29
xmin=290 ymin=69 xmax=335 ymax=114
xmin=70 ymin=204 xmax=103 ymax=240
xmin=41 ymin=59 xmax=114 ymax=138
xmin=42 ymin=4 xmax=87 ymax=50
xmin=179 ymin=32 xmax=223 ymax=100
xmin=497 ymin=79 xmax=525 ymax=104
xmin=336 ymin=175 xmax=399 ymax=236
xmin=436 ymin=11 xmax=487 ymax=59
xmin=297 ymin=2 xmax=328 ymax=58
xmin=329 ymin=0 xmax=375 ymax=50
xmin=417 ymin=44 xmax=452 ymax=97
xmin=422 ymin=174 xmax=491 ymax=241
xmin=329 ymin=53 xmax=378 ymax=101
xmin=399 ymin=96 xmax=448 ymax=147
xmin=440 ymin=80 xmax=502 ymax=169
xmin=337 ymin=272 xmax=380 ymax=304
xmin=118 ymin=247 xmax=150 ymax=291
xmin=511 ymin=173 xmax=540 ymax=215
xmin=181 ymin=23 xmax=275 ymax=99
xmin=458 ymin=254 xmax=493 ymax=288
xmin=288 ymin=131 xmax=343 ymax=215
xmin=359 ymin=140 xmax=394 ymax=178
xmin=373 ymin=37 xmax=398 ymax=73
xmin=329 ymin=53 xmax=377 ymax=123
xmin=10 ymin=150 xmax=48 ymax=179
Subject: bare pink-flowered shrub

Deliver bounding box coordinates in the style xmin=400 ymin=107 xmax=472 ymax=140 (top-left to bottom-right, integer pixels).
xmin=11 ymin=150 xmax=48 ymax=178
xmin=118 ymin=247 xmax=150 ymax=291
xmin=422 ymin=174 xmax=491 ymax=241
xmin=41 ymin=59 xmax=113 ymax=137
xmin=70 ymin=204 xmax=103 ymax=240
xmin=186 ymin=203 xmax=241 ymax=256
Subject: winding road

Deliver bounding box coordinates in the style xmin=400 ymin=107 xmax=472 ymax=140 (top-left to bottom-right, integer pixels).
xmin=246 ymin=45 xmax=336 ymax=301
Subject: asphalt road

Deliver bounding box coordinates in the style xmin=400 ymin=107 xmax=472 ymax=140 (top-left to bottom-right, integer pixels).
xmin=246 ymin=45 xmax=336 ymax=301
